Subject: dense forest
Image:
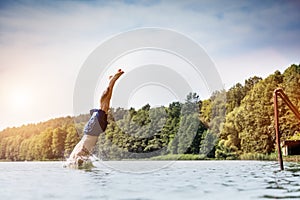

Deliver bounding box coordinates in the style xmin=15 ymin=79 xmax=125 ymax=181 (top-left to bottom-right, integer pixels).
xmin=1 ymin=64 xmax=300 ymax=161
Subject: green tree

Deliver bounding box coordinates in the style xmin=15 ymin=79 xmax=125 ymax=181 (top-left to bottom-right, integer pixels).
xmin=199 ymin=130 xmax=217 ymax=157
xmin=40 ymin=128 xmax=54 ymax=160
xmin=165 ymin=102 xmax=181 ymax=154
xmin=64 ymin=125 xmax=80 ymax=157
xmin=52 ymin=127 xmax=67 ymax=159
xmin=280 ymin=64 xmax=300 ymax=139
xmin=216 ymin=107 xmax=242 ymax=159
xmin=238 ymin=70 xmax=283 ymax=154
xmin=226 ymin=83 xmax=244 ymax=113
xmin=203 ymin=90 xmax=226 ymax=157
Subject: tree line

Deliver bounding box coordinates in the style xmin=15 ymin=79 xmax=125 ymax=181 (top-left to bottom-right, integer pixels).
xmin=0 ymin=64 xmax=299 ymax=161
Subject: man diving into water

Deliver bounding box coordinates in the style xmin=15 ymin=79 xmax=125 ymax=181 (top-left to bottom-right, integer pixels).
xmin=66 ymin=69 xmax=124 ymax=167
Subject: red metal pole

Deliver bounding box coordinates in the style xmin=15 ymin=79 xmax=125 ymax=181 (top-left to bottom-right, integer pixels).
xmin=274 ymin=89 xmax=284 ymax=170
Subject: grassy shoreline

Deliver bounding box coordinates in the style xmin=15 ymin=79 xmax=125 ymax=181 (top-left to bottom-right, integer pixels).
xmin=1 ymin=154 xmax=300 ymax=162
xmin=150 ymin=153 xmax=300 ymax=163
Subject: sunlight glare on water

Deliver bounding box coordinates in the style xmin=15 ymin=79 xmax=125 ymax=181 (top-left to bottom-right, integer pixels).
xmin=0 ymin=161 xmax=300 ymax=200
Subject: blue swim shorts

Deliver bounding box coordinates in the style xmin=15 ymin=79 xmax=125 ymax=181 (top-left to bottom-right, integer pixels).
xmin=83 ymin=109 xmax=108 ymax=136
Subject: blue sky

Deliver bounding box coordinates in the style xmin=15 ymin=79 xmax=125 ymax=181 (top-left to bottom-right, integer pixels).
xmin=0 ymin=0 xmax=299 ymax=130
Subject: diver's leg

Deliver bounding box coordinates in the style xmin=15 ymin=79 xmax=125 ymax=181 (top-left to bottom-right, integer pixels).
xmin=100 ymin=69 xmax=124 ymax=113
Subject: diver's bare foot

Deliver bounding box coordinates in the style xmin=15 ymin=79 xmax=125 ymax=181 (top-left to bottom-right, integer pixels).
xmin=109 ymin=69 xmax=124 ymax=83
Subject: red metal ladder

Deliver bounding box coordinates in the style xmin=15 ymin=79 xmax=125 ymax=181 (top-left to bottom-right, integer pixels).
xmin=274 ymin=88 xmax=300 ymax=170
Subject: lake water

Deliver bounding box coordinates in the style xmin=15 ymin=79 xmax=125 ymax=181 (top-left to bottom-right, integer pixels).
xmin=0 ymin=160 xmax=300 ymax=200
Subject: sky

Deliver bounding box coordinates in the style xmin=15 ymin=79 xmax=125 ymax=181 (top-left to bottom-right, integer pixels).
xmin=0 ymin=0 xmax=299 ymax=131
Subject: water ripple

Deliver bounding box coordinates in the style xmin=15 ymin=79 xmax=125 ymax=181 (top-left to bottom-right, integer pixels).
xmin=1 ymin=161 xmax=300 ymax=200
